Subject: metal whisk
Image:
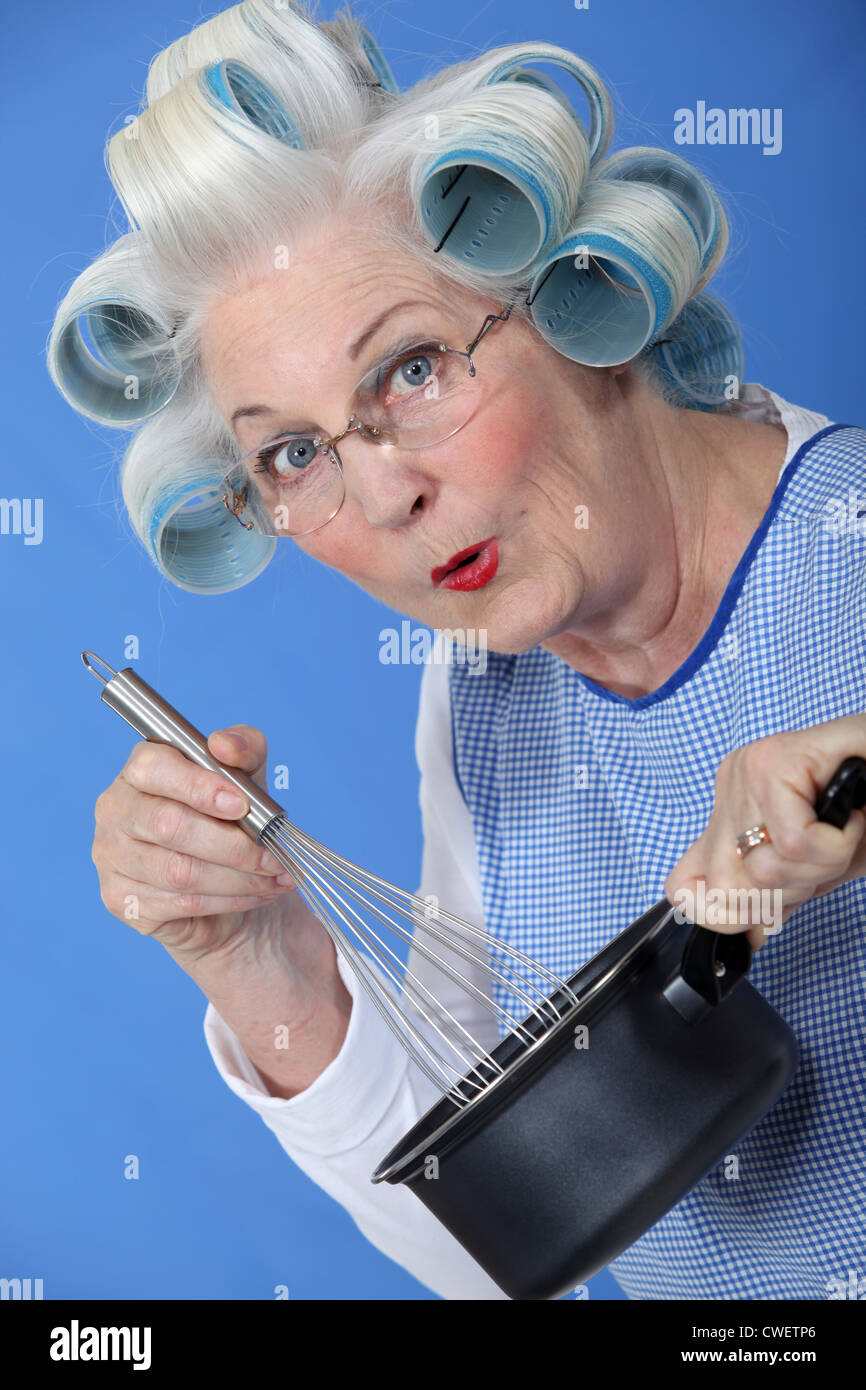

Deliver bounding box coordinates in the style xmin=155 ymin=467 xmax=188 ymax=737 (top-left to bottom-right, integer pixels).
xmin=82 ymin=652 xmax=579 ymax=1109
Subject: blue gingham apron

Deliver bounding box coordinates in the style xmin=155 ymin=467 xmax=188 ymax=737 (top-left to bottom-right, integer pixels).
xmin=447 ymin=423 xmax=866 ymax=1299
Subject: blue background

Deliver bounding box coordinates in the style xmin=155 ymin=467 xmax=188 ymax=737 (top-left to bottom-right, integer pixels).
xmin=1 ymin=0 xmax=863 ymax=1301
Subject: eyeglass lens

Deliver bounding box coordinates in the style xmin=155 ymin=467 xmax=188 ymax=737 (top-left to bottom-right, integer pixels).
xmin=233 ymin=316 xmax=501 ymax=536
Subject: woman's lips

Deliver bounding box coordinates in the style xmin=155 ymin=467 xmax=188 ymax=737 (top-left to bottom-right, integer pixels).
xmin=432 ymin=537 xmax=498 ymax=591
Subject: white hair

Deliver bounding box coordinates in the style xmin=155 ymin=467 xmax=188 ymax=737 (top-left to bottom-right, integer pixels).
xmin=46 ymin=0 xmax=742 ymax=593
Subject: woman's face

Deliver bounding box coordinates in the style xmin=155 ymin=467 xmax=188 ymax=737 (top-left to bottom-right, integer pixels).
xmin=201 ymin=222 xmax=661 ymax=655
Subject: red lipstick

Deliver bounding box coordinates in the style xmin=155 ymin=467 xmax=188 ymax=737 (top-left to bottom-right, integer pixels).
xmin=432 ymin=537 xmax=498 ymax=591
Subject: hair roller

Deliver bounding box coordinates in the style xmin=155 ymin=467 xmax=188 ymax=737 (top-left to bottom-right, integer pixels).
xmin=122 ymin=420 xmax=276 ymax=595
xmin=498 ymin=68 xmax=582 ymax=125
xmin=639 ymin=292 xmax=744 ymax=411
xmin=595 ymin=147 xmax=727 ymax=292
xmin=204 ymin=59 xmax=305 ymax=146
xmin=477 ymin=43 xmax=614 ymax=168
xmin=526 ymin=178 xmax=702 ymax=365
xmin=108 ymin=60 xmax=306 ymax=260
xmin=149 ymin=470 xmax=276 ymax=594
xmin=47 ymin=233 xmax=181 ymax=427
xmin=144 ymin=0 xmax=371 ymax=142
xmin=414 ymin=82 xmax=591 ymax=277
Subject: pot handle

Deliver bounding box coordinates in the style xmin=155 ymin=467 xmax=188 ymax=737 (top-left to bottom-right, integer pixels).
xmin=665 ymin=754 xmax=866 ymax=1020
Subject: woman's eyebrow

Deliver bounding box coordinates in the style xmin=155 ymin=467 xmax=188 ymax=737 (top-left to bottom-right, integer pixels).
xmin=347 ymin=298 xmax=432 ymax=360
xmin=229 ymin=298 xmax=436 ymax=431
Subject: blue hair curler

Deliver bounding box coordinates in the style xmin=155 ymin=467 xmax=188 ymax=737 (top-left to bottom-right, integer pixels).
xmin=51 ymin=293 xmax=182 ymax=427
xmin=357 ymin=24 xmax=400 ymax=94
xmin=595 ymin=148 xmax=724 ymax=283
xmin=416 ymin=43 xmax=611 ymax=279
xmin=203 ymin=59 xmax=305 ymax=146
xmin=418 ymin=145 xmax=560 ymax=277
xmin=526 ymin=175 xmax=704 ymax=365
xmin=527 ymin=232 xmax=673 ymax=367
xmin=499 ymin=67 xmax=585 ymax=128
xmin=148 ymin=468 xmax=276 ymax=594
xmin=641 ymin=292 xmax=744 ymax=411
xmin=482 ymin=44 xmax=614 ymax=167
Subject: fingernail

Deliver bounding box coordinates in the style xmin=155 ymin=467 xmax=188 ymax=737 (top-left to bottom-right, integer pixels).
xmin=216 ymin=789 xmax=246 ymax=814
xmin=259 ymin=848 xmax=282 ymax=873
xmin=275 ymin=872 xmax=296 ymax=887
xmin=214 ymin=730 xmax=245 ymax=754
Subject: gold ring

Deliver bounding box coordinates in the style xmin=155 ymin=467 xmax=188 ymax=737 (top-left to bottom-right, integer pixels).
xmin=735 ymin=823 xmax=772 ymax=858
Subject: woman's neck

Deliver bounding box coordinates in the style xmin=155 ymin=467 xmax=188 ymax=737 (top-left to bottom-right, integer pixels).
xmin=540 ymin=403 xmax=788 ymax=700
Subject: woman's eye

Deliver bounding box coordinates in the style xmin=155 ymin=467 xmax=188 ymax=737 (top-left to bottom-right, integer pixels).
xmin=256 ymin=436 xmax=320 ymax=476
xmin=385 ymin=350 xmax=437 ymax=398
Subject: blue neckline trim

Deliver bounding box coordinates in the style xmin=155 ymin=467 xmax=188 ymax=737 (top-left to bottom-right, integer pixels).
xmin=568 ymin=422 xmax=854 ymax=711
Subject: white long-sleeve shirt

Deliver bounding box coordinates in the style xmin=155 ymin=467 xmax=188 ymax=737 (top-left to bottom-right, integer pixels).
xmin=203 ymin=382 xmax=833 ymax=1300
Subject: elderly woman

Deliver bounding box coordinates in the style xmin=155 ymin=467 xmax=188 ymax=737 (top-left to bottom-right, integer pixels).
xmin=50 ymin=1 xmax=865 ymax=1300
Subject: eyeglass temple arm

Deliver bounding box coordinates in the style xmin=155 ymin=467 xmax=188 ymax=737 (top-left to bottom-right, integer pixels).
xmin=445 ymin=298 xmax=521 ymax=376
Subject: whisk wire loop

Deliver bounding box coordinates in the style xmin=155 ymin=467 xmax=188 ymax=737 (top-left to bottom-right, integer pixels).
xmin=84 ymin=651 xmax=582 ymax=1114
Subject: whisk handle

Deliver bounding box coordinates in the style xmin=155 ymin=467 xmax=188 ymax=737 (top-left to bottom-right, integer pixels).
xmin=82 ymin=652 xmax=285 ymax=842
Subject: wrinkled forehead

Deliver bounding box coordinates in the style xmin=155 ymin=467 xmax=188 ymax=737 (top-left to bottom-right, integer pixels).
xmin=203 ymin=233 xmax=438 ymax=362
xmin=199 ymin=231 xmax=495 ymax=434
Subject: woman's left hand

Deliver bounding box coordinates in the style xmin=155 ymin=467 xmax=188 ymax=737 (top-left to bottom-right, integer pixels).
xmin=664 ymin=714 xmax=866 ymax=951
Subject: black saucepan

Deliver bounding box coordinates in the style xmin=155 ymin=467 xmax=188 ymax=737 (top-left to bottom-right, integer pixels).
xmin=372 ymin=755 xmax=866 ymax=1300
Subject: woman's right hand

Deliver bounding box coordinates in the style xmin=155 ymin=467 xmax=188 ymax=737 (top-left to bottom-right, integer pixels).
xmin=92 ymin=724 xmax=297 ymax=963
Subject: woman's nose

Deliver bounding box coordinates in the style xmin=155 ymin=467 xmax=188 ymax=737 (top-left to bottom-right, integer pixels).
xmin=339 ymin=437 xmax=433 ymax=527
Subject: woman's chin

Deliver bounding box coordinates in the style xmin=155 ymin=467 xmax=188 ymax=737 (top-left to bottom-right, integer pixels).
xmin=470 ymin=582 xmax=569 ymax=657
xmin=482 ymin=626 xmax=553 ymax=657
xmin=411 ymin=578 xmax=571 ymax=658
xmin=445 ymin=613 xmax=559 ymax=660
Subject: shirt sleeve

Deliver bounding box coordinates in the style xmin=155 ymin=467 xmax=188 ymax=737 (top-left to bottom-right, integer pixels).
xmin=201 ymin=657 xmax=507 ymax=1300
